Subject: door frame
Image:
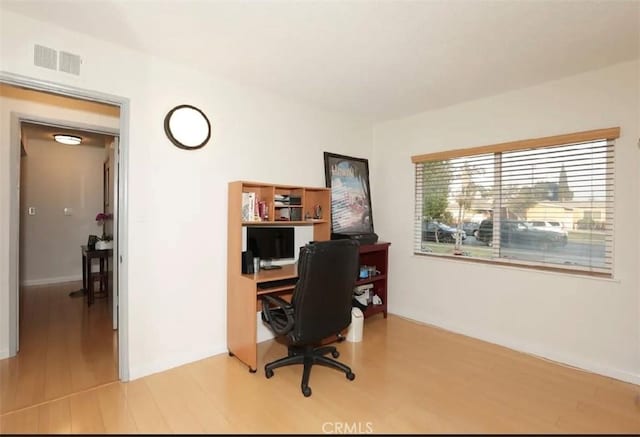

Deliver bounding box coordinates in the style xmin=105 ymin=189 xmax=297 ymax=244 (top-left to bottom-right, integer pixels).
xmin=1 ymin=71 xmax=130 ymax=381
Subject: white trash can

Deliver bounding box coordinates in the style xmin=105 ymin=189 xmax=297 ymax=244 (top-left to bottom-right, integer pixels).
xmin=346 ymin=307 xmax=364 ymax=342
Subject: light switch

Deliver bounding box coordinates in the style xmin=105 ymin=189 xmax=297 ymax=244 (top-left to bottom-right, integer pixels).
xmin=64 ymin=207 xmax=73 ymax=216
xmin=28 ymin=207 xmax=36 ymax=216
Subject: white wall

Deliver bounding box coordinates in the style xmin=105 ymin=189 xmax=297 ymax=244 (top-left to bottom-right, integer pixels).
xmin=372 ymin=61 xmax=640 ymax=383
xmin=20 ymin=139 xmax=105 ymax=285
xmin=0 ymin=9 xmax=373 ymax=375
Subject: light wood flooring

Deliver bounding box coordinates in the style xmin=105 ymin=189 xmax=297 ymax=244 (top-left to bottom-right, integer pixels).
xmin=0 ymin=281 xmax=117 ymax=415
xmin=1 ymin=304 xmax=639 ymax=433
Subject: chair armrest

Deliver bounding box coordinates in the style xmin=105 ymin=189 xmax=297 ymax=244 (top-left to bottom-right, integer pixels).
xmin=261 ymin=295 xmax=294 ymax=336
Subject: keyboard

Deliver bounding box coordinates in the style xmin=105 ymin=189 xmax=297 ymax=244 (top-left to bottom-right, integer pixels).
xmin=257 ymin=277 xmax=299 ymax=290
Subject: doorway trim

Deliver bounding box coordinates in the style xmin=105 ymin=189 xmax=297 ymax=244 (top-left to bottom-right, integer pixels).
xmin=1 ymin=71 xmax=130 ymax=381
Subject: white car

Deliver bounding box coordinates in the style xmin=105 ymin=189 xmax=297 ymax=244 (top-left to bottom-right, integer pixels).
xmin=528 ymin=221 xmax=566 ymax=232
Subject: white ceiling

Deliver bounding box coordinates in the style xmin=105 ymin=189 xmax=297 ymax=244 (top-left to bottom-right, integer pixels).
xmin=3 ymin=0 xmax=639 ymax=120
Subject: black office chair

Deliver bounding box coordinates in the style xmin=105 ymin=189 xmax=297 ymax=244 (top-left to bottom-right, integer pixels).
xmin=261 ymin=239 xmax=360 ymax=397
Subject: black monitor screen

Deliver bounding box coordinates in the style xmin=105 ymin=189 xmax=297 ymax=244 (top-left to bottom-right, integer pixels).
xmin=247 ymin=227 xmax=295 ymax=260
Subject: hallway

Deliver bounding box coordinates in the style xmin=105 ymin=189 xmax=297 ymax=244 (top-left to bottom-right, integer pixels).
xmin=0 ymin=281 xmax=117 ymax=414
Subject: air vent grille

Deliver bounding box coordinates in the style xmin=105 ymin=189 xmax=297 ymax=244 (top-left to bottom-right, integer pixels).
xmin=34 ymin=44 xmax=57 ymax=70
xmin=59 ymin=51 xmax=81 ymax=75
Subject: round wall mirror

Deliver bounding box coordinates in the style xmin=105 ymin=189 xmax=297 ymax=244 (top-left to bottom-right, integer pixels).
xmin=164 ymin=104 xmax=211 ymax=150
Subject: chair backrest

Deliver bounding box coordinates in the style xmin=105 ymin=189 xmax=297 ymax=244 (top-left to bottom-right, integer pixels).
xmin=289 ymin=239 xmax=360 ymax=344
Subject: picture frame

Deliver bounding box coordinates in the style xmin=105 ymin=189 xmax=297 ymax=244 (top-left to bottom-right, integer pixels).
xmin=323 ymin=152 xmax=374 ymax=234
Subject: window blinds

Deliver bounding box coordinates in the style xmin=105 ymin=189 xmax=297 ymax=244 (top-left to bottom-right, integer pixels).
xmin=413 ymin=128 xmax=618 ymax=277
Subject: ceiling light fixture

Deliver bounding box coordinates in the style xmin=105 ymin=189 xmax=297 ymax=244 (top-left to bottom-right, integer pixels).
xmin=53 ymin=134 xmax=82 ymax=145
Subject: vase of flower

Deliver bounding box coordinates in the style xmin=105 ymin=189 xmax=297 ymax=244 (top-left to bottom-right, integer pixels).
xmin=95 ymin=212 xmax=113 ymax=250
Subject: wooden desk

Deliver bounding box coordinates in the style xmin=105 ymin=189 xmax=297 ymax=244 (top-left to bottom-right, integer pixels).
xmin=227 ymin=264 xmax=298 ymax=372
xmin=226 ymin=242 xmax=391 ymax=372
xmin=81 ymin=245 xmax=112 ymax=306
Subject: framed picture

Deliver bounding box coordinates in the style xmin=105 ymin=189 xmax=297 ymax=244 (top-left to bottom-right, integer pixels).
xmin=323 ymin=152 xmax=374 ymax=234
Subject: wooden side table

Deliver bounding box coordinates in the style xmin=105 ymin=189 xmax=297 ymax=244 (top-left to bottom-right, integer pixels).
xmin=80 ymin=245 xmax=112 ymax=306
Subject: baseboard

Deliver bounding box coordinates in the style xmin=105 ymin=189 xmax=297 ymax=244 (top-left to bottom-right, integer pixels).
xmin=393 ymin=311 xmax=640 ymax=386
xmin=21 ymin=275 xmax=82 ymax=287
xmin=0 ymin=348 xmax=9 ymax=360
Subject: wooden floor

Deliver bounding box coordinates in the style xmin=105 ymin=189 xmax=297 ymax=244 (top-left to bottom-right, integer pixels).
xmin=0 ymin=281 xmax=117 ymax=415
xmin=1 ymin=309 xmax=639 ymax=433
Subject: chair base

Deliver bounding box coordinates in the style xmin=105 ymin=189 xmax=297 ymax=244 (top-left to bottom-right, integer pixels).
xmin=264 ymin=345 xmax=355 ymax=397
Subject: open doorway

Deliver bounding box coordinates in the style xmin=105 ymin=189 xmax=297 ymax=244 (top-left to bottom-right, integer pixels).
xmin=0 ymin=80 xmax=128 ymax=413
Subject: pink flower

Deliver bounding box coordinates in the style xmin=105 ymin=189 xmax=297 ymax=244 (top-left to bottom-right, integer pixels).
xmin=96 ymin=212 xmax=113 ymax=222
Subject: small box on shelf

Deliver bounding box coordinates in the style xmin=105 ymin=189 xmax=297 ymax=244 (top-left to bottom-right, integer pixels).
xmin=277 ymin=208 xmax=291 ymax=220
xmin=289 ymin=196 xmax=302 ymax=206
xmin=290 ymin=208 xmax=302 ymax=221
xmin=257 ymin=200 xmax=268 ymax=220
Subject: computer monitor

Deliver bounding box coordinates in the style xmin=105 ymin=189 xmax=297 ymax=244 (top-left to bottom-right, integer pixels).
xmin=247 ymin=227 xmax=295 ymax=262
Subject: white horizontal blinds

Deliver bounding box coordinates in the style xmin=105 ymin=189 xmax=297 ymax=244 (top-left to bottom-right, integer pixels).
xmin=414 ymin=154 xmax=496 ymax=254
xmin=448 ymin=153 xmax=497 ymax=239
xmin=412 ymin=128 xmax=618 ymax=276
xmin=498 ymin=140 xmax=614 ymax=273
xmin=415 ymin=160 xmax=460 ymax=252
xmin=414 ymin=163 xmax=424 ymax=253
xmin=455 ymin=155 xmax=499 ymax=259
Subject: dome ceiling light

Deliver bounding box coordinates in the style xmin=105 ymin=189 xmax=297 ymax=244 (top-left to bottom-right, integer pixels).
xmin=53 ymin=134 xmax=82 ymax=145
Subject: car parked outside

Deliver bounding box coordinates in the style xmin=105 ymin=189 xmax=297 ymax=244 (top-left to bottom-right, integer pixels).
xmin=422 ymin=221 xmax=466 ymax=243
xmin=477 ymin=219 xmax=568 ymax=249
xmin=530 ymin=220 xmax=564 ymax=231
xmin=462 ymin=221 xmax=480 ymax=238
xmin=477 ymin=219 xmax=507 ymax=246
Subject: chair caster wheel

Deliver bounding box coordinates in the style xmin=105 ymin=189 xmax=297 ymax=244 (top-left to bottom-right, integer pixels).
xmin=346 ymin=372 xmax=356 ymax=381
xmin=265 ymin=368 xmax=274 ymax=378
xmin=249 ymin=368 xmax=257 ymax=373
xmin=331 ymin=350 xmax=340 ymax=358
xmin=302 ymin=386 xmax=312 ymax=397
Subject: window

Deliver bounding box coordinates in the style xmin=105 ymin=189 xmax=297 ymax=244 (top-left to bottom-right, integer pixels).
xmin=412 ymin=128 xmax=619 ymax=277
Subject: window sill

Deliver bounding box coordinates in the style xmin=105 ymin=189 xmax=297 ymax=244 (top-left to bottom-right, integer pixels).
xmin=412 ymin=251 xmax=618 ymax=283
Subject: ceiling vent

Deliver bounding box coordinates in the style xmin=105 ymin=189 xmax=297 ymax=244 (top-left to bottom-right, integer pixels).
xmin=59 ymin=51 xmax=81 ymax=75
xmin=33 ymin=44 xmax=57 ymax=70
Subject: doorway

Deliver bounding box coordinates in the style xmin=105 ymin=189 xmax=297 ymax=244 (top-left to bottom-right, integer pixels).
xmin=0 ymin=73 xmax=130 ymax=413
xmin=11 ymin=119 xmax=119 ymax=412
